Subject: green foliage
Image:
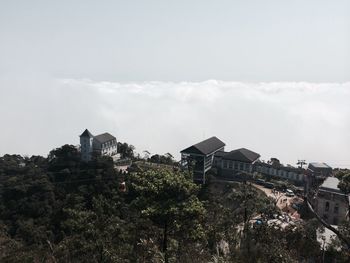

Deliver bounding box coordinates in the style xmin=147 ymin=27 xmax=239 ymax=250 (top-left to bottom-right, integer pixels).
xmin=336 ymin=170 xmax=350 ymax=194
xmin=55 ymin=195 xmax=133 ymax=262
xmin=128 ymin=169 xmax=205 ymax=261
xmin=0 ymin=147 xmax=338 ymax=262
xmin=117 ymin=142 xmax=135 ymax=159
xmin=149 ymin=154 xmax=175 ymax=165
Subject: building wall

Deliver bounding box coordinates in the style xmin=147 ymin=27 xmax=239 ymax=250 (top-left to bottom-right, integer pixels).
xmin=181 ymin=146 xmax=225 ymax=183
xmin=93 ymin=139 xmax=118 ymax=156
xmin=219 ymin=160 xmax=253 ymax=180
xmin=100 ymin=139 xmax=118 ymax=156
xmin=315 ymin=191 xmax=348 ymax=225
xmin=80 ymin=136 xmax=93 ymax=162
xmin=255 ymin=164 xmax=304 ymax=183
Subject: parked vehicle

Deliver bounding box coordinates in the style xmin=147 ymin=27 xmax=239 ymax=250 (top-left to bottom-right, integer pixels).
xmin=286 ymin=189 xmax=294 ymax=197
xmin=256 ymin=179 xmax=265 ymax=185
xmin=264 ymin=182 xmax=275 ymax=189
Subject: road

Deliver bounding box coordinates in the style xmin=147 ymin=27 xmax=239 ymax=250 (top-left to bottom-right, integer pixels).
xmin=252 ymin=183 xmax=302 ymax=217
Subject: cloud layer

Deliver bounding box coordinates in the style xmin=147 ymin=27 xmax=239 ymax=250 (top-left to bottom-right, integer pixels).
xmin=1 ymin=78 xmax=350 ymax=168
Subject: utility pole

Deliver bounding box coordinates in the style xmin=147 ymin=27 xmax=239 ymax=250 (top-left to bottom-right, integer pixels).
xmin=297 ymin=159 xmax=306 ymax=169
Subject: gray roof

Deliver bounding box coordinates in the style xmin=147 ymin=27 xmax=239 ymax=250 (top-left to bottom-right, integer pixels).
xmin=319 ymin=177 xmax=343 ymax=194
xmin=309 ymin=162 xmax=332 ymax=169
xmin=181 ymin=136 xmax=225 ymax=156
xmin=222 ymin=148 xmax=260 ymax=163
xmin=94 ymin=133 xmax=116 ymax=143
xmin=80 ymin=129 xmax=94 ymax=138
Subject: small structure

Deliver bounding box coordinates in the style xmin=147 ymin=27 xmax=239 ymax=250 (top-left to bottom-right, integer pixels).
xmin=308 ymin=162 xmax=333 ymax=178
xmin=315 ymin=177 xmax=349 ymax=225
xmin=80 ymin=129 xmax=118 ymax=162
xmin=214 ymin=148 xmax=260 ymax=180
xmin=180 ymin=136 xmax=225 ymax=183
xmin=306 ymin=162 xmax=333 ymax=192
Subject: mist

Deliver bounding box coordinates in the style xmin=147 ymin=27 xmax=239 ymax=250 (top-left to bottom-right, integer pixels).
xmin=1 ymin=76 xmax=349 ymax=168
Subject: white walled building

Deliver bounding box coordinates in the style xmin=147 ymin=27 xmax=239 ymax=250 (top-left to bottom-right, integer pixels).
xmin=315 ymin=177 xmax=349 ymax=225
xmin=80 ymin=129 xmax=118 ymax=162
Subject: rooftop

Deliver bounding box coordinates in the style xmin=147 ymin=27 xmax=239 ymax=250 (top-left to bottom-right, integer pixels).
xmin=181 ymin=136 xmax=225 ymax=156
xmin=80 ymin=129 xmax=94 ymax=138
xmin=221 ymin=148 xmax=260 ymax=163
xmin=308 ymin=162 xmax=332 ymax=169
xmin=319 ymin=177 xmax=343 ymax=194
xmin=94 ymin=132 xmax=116 ymax=143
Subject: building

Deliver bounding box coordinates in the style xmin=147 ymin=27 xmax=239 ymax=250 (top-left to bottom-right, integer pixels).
xmin=315 ymin=177 xmax=349 ymax=225
xmin=80 ymin=129 xmax=118 ymax=162
xmin=305 ymin=162 xmax=333 ymax=192
xmin=180 ymin=136 xmax=225 ymax=183
xmin=214 ymin=148 xmax=260 ymax=180
xmin=308 ymin=162 xmax=333 ymax=177
xmin=255 ymin=160 xmax=305 ymax=185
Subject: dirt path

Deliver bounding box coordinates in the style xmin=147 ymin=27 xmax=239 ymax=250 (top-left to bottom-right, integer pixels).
xmin=251 ymin=183 xmax=301 ymax=216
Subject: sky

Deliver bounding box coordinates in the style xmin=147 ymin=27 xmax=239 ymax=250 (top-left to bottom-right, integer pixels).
xmin=0 ymin=1 xmax=349 ymax=167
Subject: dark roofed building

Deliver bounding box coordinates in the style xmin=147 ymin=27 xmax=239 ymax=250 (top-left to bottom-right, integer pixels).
xmin=308 ymin=162 xmax=333 ymax=177
xmin=181 ymin=137 xmax=225 ymax=183
xmin=214 ymin=148 xmax=260 ymax=180
xmin=80 ymin=129 xmax=118 ymax=162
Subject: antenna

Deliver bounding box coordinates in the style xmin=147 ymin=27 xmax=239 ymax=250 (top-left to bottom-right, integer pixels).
xmin=297 ymin=159 xmax=306 ymax=169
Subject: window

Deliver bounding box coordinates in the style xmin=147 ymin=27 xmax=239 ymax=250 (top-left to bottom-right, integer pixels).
xmin=239 ymin=163 xmax=243 ymax=170
xmin=228 ymin=161 xmax=233 ymax=169
xmin=325 ymin=202 xmax=329 ymax=212
xmin=223 ymin=160 xmax=228 ymax=169
xmin=234 ymin=162 xmax=238 ymax=170
xmin=334 ymin=204 xmax=339 ymax=214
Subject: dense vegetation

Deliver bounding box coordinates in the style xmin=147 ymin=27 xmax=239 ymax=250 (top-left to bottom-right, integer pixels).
xmin=0 ymin=145 xmax=348 ymax=262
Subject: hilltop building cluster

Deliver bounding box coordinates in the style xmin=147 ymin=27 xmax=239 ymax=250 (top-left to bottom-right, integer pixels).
xmin=180 ymin=136 xmax=349 ymax=225
xmin=77 ymin=131 xmax=349 ymax=226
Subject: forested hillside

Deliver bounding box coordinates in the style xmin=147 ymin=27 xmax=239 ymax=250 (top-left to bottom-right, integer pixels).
xmin=0 ymin=145 xmax=349 ymax=262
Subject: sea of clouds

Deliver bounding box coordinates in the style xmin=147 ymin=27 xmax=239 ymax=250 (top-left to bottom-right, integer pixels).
xmin=1 ymin=77 xmax=350 ymax=168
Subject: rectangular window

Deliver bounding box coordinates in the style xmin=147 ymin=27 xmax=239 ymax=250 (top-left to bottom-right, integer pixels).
xmin=334 ymin=204 xmax=339 ymax=214
xmin=228 ymin=161 xmax=233 ymax=169
xmin=325 ymin=202 xmax=330 ymax=212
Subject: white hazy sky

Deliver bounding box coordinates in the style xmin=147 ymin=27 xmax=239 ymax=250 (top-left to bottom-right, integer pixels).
xmin=0 ymin=1 xmax=349 ymax=167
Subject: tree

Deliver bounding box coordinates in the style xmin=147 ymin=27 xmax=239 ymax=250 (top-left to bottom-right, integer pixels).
xmin=337 ymin=170 xmax=350 ymax=195
xmin=128 ymin=169 xmax=205 ymax=262
xmin=117 ymin=142 xmax=135 ymax=159
xmin=143 ymin=150 xmax=151 ymax=160
xmin=56 ymin=195 xmax=133 ymax=262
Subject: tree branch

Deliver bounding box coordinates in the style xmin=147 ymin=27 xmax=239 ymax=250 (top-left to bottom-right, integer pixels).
xmin=305 ymin=197 xmax=350 ymax=250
